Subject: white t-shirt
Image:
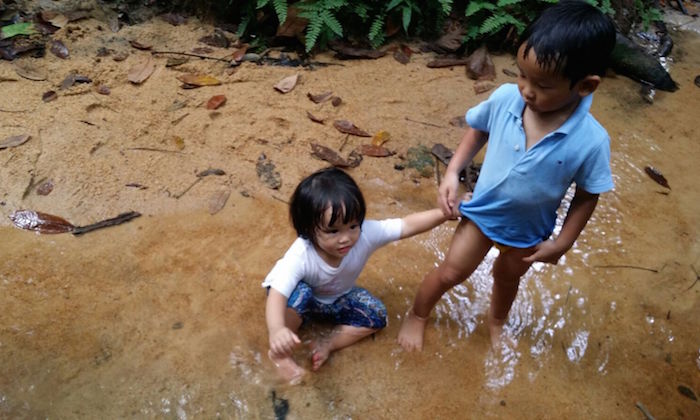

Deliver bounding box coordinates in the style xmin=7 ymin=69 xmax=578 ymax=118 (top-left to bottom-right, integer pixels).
xmin=262 ymin=219 xmax=403 ymax=304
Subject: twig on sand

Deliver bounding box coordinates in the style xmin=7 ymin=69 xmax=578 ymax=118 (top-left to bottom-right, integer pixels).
xmin=271 ymin=195 xmax=289 ymax=205
xmin=151 ymin=50 xmax=231 ymax=63
xmin=635 ymin=402 xmax=655 ymax=420
xmin=594 ymin=264 xmax=658 ymax=273
xmin=125 ymin=147 xmax=183 ymax=154
xmin=0 ymin=108 xmax=32 ymax=113
xmin=72 ymin=211 xmax=141 ymax=235
xmin=405 ymin=117 xmax=445 ymax=128
xmin=686 ymin=265 xmax=699 ymax=291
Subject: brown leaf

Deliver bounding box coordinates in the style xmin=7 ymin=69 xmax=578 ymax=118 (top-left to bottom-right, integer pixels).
xmin=333 ymin=120 xmax=371 ymax=137
xmin=208 ymin=190 xmax=231 ymax=215
xmin=0 ymin=134 xmax=31 ymax=150
xmin=306 ymin=111 xmax=324 ymax=124
xmin=96 ymin=85 xmax=110 ymax=95
xmin=310 ymin=143 xmax=362 ymax=168
xmin=276 ymin=6 xmax=308 ymax=38
xmin=307 ymin=91 xmax=332 ymax=103
xmin=274 ymin=74 xmax=299 ymax=93
xmin=42 ymin=90 xmax=57 ymax=102
xmin=129 ymin=40 xmax=152 ymax=50
xmin=206 ymin=95 xmax=227 ymax=110
xmin=128 ymin=56 xmax=156 ymax=84
xmin=40 ymin=11 xmax=69 ymax=28
xmin=176 ymin=74 xmax=221 ymax=87
xmin=50 ymin=40 xmax=69 ymax=59
xmin=9 ymin=210 xmax=75 ymax=234
xmin=231 ymin=45 xmax=249 ymax=62
xmin=15 ymin=64 xmax=47 ymax=81
xmin=393 ymin=49 xmax=410 ymax=65
xmin=644 ymin=166 xmax=670 ymax=189
xmin=358 ymin=144 xmax=395 ymax=157
xmin=331 ymin=96 xmax=342 ymax=107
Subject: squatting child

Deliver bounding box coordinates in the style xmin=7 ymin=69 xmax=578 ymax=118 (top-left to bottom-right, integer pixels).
xmin=398 ymin=0 xmax=617 ymax=351
xmin=264 ymin=167 xmax=449 ymax=383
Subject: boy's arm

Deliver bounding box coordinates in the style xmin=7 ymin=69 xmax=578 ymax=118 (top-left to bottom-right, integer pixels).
xmin=266 ymin=288 xmax=300 ymax=355
xmin=439 ymin=127 xmax=488 ymax=216
xmin=523 ymin=186 xmax=599 ymax=264
xmin=399 ymin=208 xmax=450 ymax=239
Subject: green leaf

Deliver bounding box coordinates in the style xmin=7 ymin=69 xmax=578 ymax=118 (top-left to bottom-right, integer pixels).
xmin=465 ymin=1 xmax=496 ymax=17
xmin=402 ymin=5 xmax=412 ymax=33
xmin=321 ymin=9 xmax=343 ymax=37
xmin=1 ymin=22 xmax=36 ymax=39
xmin=387 ymin=0 xmax=403 ymax=11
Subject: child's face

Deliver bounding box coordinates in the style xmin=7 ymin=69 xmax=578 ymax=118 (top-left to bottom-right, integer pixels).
xmin=314 ymin=205 xmax=361 ymax=266
xmin=516 ymin=43 xmax=583 ymax=115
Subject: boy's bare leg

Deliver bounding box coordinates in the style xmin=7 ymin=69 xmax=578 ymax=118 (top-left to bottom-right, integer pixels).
xmin=488 ymin=246 xmax=534 ymax=349
xmin=311 ymin=326 xmax=376 ymax=370
xmin=398 ymin=220 xmax=493 ymax=351
xmin=268 ymin=308 xmax=307 ymax=384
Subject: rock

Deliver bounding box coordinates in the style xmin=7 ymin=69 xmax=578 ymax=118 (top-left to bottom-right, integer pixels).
xmin=610 ymin=33 xmax=678 ymax=92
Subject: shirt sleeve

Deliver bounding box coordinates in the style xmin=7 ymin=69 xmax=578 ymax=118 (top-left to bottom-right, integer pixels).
xmin=361 ymin=218 xmax=403 ymax=250
xmin=574 ymin=138 xmax=614 ymax=194
xmin=261 ymin=240 xmax=306 ymax=298
xmin=465 ymin=84 xmax=513 ymax=133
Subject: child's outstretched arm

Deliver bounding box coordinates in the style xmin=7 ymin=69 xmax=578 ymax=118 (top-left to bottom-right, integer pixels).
xmin=266 ymin=288 xmax=301 ymax=356
xmin=523 ymin=186 xmax=599 ymax=265
xmin=399 ymin=208 xmax=451 ymax=239
xmin=439 ymin=127 xmax=488 ymax=216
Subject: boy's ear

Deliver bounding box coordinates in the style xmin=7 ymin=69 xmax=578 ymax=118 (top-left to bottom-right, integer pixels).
xmin=577 ymin=75 xmax=601 ymax=96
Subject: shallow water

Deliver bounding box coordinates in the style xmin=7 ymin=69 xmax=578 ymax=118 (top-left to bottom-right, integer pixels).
xmin=2 ymin=30 xmax=699 ymax=420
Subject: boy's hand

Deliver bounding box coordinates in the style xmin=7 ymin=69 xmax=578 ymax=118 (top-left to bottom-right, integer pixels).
xmin=269 ymin=327 xmax=301 ymax=357
xmin=522 ymin=239 xmax=568 ymax=265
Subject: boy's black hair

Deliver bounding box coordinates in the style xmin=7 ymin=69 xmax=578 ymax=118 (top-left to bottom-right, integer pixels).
xmin=290 ymin=167 xmax=366 ymax=246
xmin=519 ymin=0 xmax=616 ymax=86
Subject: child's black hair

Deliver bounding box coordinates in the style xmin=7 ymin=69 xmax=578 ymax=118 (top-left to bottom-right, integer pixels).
xmin=290 ymin=167 xmax=366 ymax=246
xmin=519 ymin=0 xmax=616 ymax=86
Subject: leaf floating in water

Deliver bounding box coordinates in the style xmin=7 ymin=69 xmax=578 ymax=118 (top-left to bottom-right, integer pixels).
xmin=9 ymin=210 xmax=75 ymax=234
xmin=358 ymin=144 xmax=394 ymax=157
xmin=176 ymin=74 xmax=221 ymax=87
xmin=307 ymin=91 xmax=332 ymax=103
xmin=0 ymin=134 xmax=31 ymax=150
xmin=206 ymin=95 xmax=226 ymax=110
xmin=50 ymin=40 xmax=70 ymax=59
xmin=333 ymin=120 xmax=371 ymax=137
xmin=274 ymin=73 xmax=299 ymax=93
xmin=128 ymin=56 xmax=156 ymax=84
xmin=644 ymin=166 xmax=670 ymax=189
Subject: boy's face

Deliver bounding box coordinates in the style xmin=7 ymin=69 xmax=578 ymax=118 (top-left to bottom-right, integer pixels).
xmin=313 ymin=205 xmax=361 ymax=266
xmin=516 ymin=43 xmax=585 ymax=116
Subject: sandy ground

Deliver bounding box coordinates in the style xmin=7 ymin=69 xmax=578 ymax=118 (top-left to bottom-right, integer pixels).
xmin=1 ymin=5 xmax=699 ymax=419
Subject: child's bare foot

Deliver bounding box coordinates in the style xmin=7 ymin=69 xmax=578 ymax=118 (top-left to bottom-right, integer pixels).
xmin=268 ymin=350 xmax=306 ymax=385
xmin=310 ymin=340 xmax=332 ymax=371
xmin=487 ymin=314 xmax=515 ymax=351
xmin=397 ymin=309 xmax=428 ymax=351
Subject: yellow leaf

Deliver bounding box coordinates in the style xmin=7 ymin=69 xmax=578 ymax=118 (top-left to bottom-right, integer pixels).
xmin=372 ymin=130 xmax=390 ymax=147
xmin=176 ymin=74 xmax=221 ymax=86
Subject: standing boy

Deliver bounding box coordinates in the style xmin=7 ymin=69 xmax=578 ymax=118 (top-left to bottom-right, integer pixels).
xmin=398 ymin=0 xmax=617 ymax=350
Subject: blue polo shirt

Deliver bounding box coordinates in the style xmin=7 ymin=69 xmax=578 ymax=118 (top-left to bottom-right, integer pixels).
xmin=459 ymin=83 xmax=613 ymax=247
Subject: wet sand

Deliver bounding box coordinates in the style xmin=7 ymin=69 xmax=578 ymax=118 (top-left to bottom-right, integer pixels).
xmin=1 ymin=13 xmax=699 ymax=419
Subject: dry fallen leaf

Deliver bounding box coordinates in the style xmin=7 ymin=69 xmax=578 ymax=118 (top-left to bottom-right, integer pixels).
xmin=206 ymin=95 xmax=227 ymax=110
xmin=371 ymin=130 xmax=390 ymax=146
xmin=9 ymin=210 xmax=74 ymax=234
xmin=310 ymin=143 xmax=362 ymax=168
xmin=306 ymin=111 xmax=324 ymax=124
xmin=274 ymin=73 xmax=299 ymax=93
xmin=128 ymin=55 xmax=156 ymax=84
xmin=307 ymin=91 xmax=332 ymax=103
xmin=129 ymin=40 xmax=152 ymax=50
xmin=0 ymin=134 xmax=31 ymax=150
xmin=208 ymin=189 xmax=231 ymax=215
xmin=42 ymin=90 xmax=57 ymax=102
xmin=50 ymin=40 xmax=69 ymax=59
xmin=358 ymin=144 xmax=395 ymax=157
xmin=176 ymin=74 xmax=221 ymax=87
xmin=333 ymin=120 xmax=371 ymax=137
xmin=15 ymin=64 xmax=47 ymax=81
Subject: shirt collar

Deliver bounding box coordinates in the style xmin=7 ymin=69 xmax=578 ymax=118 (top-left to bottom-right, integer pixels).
xmin=508 ymin=92 xmax=593 ymax=136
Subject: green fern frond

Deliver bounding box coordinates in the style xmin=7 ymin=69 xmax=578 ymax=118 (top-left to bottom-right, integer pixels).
xmin=465 ymin=1 xmax=497 ymax=17
xmin=479 ymin=14 xmax=509 ymax=35
xmin=256 ymin=0 xmax=270 ymax=7
xmin=368 ymin=14 xmax=385 ymax=48
xmin=320 ymin=9 xmax=343 ymax=36
xmin=402 ymin=5 xmax=412 ymax=33
xmin=438 ymin=0 xmax=453 ymax=14
xmin=304 ymin=16 xmax=324 ymax=52
xmin=273 ymin=0 xmax=288 ymax=23
xmin=497 ymin=0 xmax=522 ymax=7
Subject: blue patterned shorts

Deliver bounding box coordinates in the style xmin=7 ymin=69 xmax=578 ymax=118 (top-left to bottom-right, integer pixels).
xmin=287 ymin=282 xmax=387 ymax=329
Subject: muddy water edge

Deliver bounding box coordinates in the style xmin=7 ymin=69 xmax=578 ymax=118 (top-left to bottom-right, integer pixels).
xmin=1 ymin=23 xmax=699 ymax=420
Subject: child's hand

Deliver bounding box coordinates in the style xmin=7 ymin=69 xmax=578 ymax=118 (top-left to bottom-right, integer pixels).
xmin=438 ymin=171 xmax=461 ymax=217
xmin=269 ymin=327 xmax=301 ymax=357
xmin=522 ymin=239 xmax=568 ymax=265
